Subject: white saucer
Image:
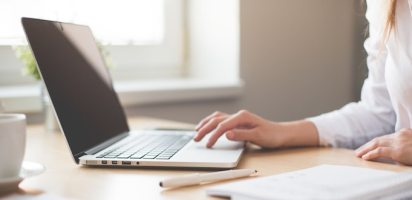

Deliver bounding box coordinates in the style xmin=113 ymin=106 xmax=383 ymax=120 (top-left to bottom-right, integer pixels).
xmin=0 ymin=161 xmax=46 ymax=193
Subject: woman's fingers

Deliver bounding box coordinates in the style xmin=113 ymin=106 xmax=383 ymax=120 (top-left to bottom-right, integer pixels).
xmin=195 ymin=111 xmax=227 ymax=131
xmin=226 ymin=129 xmax=257 ymax=142
xmin=355 ymin=136 xmax=392 ymax=157
xmin=355 ymin=140 xmax=379 ymax=157
xmin=207 ymin=110 xmax=256 ymax=148
xmin=361 ymin=147 xmax=394 ymax=160
xmin=194 ymin=116 xmax=227 ymax=141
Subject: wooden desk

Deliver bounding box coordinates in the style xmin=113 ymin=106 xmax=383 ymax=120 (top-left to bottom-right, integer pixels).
xmin=5 ymin=117 xmax=412 ymax=199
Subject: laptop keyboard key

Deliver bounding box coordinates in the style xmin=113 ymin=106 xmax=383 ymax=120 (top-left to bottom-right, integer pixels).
xmin=130 ymin=155 xmax=144 ymax=159
xmin=156 ymin=157 xmax=171 ymax=160
xmin=104 ymin=155 xmax=118 ymax=158
xmin=142 ymin=155 xmax=156 ymax=159
xmin=117 ymin=155 xmax=131 ymax=159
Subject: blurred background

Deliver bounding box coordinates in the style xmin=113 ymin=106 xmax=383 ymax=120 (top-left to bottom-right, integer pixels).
xmin=0 ymin=0 xmax=368 ymax=125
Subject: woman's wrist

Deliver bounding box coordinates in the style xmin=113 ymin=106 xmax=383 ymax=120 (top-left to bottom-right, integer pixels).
xmin=276 ymin=120 xmax=320 ymax=148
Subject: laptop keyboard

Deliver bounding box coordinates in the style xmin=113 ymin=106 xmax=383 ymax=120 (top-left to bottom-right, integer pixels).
xmin=96 ymin=134 xmax=192 ymax=160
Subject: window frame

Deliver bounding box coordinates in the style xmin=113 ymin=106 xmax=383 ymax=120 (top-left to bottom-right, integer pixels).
xmin=0 ymin=0 xmax=184 ymax=86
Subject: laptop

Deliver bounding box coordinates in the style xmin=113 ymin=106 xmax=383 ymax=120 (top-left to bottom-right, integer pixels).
xmin=21 ymin=17 xmax=244 ymax=169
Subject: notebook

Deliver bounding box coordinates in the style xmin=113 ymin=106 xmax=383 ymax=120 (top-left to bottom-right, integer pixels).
xmin=206 ymin=164 xmax=412 ymax=200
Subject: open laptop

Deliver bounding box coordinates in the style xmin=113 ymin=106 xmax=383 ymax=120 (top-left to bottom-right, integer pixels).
xmin=22 ymin=17 xmax=244 ymax=169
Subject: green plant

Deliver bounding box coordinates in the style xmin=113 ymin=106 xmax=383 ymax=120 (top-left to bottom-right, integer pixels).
xmin=14 ymin=42 xmax=113 ymax=81
xmin=14 ymin=45 xmax=40 ymax=80
xmin=97 ymin=41 xmax=113 ymax=69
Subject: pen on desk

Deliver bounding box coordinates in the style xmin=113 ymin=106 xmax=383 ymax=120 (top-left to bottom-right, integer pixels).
xmin=159 ymin=169 xmax=258 ymax=188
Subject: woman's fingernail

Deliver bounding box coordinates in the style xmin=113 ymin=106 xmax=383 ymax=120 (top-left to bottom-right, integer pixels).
xmin=193 ymin=136 xmax=199 ymax=141
xmin=227 ymin=132 xmax=234 ymax=139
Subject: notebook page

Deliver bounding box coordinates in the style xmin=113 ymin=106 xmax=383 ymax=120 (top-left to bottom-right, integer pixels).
xmin=206 ymin=165 xmax=397 ymax=200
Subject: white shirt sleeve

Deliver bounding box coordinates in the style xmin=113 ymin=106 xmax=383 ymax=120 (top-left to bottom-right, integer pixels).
xmin=307 ymin=0 xmax=396 ymax=149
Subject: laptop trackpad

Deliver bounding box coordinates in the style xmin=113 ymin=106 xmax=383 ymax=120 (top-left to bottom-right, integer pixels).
xmin=191 ymin=135 xmax=244 ymax=150
xmin=171 ymin=135 xmax=244 ymax=163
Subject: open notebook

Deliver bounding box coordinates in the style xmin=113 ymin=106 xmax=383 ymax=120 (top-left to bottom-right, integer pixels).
xmin=206 ymin=165 xmax=412 ymax=200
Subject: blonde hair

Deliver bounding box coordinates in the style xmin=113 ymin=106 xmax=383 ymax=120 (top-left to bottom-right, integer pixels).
xmin=384 ymin=0 xmax=397 ymax=39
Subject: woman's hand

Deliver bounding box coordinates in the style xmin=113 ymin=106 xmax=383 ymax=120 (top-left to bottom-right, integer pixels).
xmin=194 ymin=110 xmax=320 ymax=148
xmin=355 ymin=129 xmax=412 ymax=165
xmin=194 ymin=110 xmax=282 ymax=148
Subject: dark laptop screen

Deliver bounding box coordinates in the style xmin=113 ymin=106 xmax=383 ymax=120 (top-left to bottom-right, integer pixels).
xmin=22 ymin=18 xmax=129 ymax=160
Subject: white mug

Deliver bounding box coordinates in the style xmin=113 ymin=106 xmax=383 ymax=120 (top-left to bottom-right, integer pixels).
xmin=0 ymin=114 xmax=26 ymax=179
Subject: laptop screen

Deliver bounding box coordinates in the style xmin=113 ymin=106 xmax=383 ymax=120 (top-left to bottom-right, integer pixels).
xmin=22 ymin=18 xmax=129 ymax=160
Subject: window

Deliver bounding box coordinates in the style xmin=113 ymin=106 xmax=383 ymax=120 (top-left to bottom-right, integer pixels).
xmin=0 ymin=0 xmax=164 ymax=45
xmin=0 ymin=0 xmax=183 ymax=86
xmin=0 ymin=0 xmax=242 ymax=112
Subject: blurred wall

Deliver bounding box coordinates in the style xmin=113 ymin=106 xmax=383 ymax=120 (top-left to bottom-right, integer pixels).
xmin=125 ymin=0 xmax=367 ymax=124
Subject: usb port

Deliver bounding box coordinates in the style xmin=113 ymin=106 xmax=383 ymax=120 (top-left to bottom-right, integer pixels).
xmin=122 ymin=161 xmax=131 ymax=165
xmin=112 ymin=161 xmax=118 ymax=165
xmin=101 ymin=160 xmax=107 ymax=164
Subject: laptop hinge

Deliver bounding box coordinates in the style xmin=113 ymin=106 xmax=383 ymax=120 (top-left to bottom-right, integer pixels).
xmin=73 ymin=152 xmax=86 ymax=164
xmin=74 ymin=132 xmax=129 ymax=162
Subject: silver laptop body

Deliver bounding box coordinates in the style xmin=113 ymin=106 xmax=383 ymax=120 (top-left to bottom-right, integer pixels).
xmin=80 ymin=130 xmax=244 ymax=168
xmin=22 ymin=17 xmax=244 ymax=169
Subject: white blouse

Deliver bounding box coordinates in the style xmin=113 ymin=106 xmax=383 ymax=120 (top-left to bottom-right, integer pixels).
xmin=309 ymin=0 xmax=412 ymax=149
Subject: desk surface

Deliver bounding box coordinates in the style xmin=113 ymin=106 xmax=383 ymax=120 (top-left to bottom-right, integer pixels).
xmin=5 ymin=117 xmax=412 ymax=199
